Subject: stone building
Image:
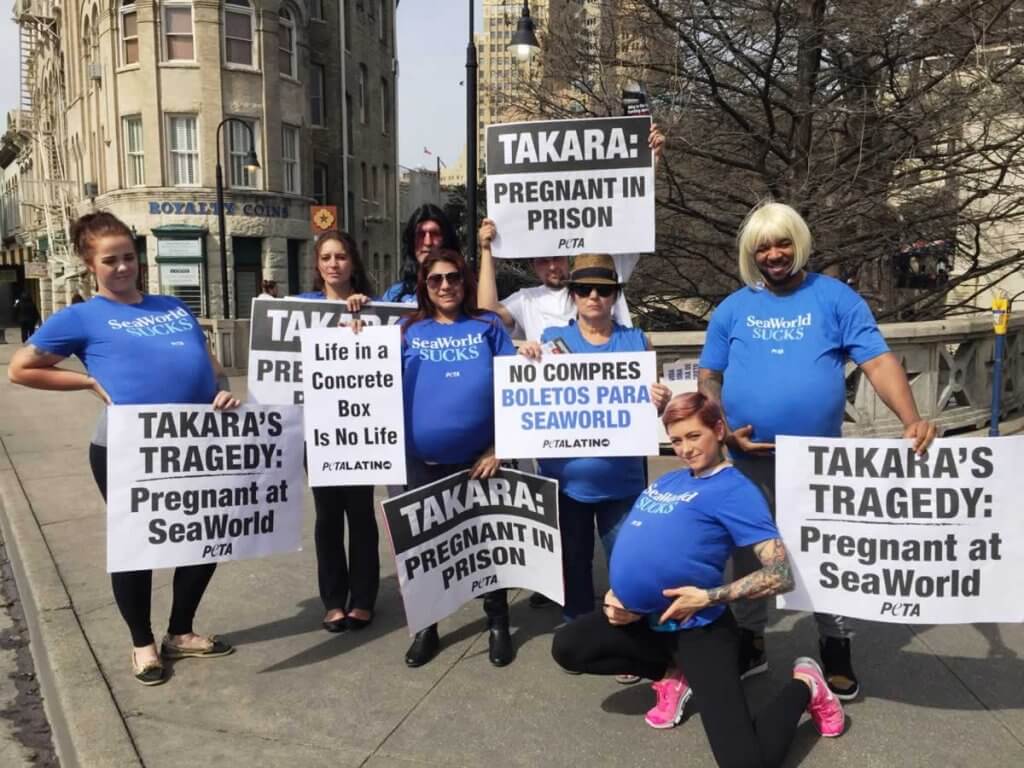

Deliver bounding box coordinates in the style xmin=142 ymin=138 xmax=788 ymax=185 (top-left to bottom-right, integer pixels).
xmin=1 ymin=0 xmax=398 ymax=322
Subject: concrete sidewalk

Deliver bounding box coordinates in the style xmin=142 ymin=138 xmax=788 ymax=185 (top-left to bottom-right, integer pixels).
xmin=1 ymin=336 xmax=1023 ymax=767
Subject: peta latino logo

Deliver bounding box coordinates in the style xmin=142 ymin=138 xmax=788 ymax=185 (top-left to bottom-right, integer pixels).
xmin=746 ymin=312 xmax=812 ymax=341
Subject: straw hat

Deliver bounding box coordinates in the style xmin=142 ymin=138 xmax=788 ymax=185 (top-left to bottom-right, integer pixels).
xmin=568 ymin=253 xmax=620 ymax=286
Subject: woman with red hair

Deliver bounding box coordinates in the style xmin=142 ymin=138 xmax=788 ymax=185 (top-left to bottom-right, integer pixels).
xmin=551 ymin=392 xmax=845 ymax=767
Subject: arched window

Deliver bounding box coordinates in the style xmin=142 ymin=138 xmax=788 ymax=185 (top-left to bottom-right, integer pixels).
xmin=224 ymin=0 xmax=255 ymax=67
xmin=120 ymin=1 xmax=139 ymax=66
xmin=279 ymin=7 xmax=297 ymax=78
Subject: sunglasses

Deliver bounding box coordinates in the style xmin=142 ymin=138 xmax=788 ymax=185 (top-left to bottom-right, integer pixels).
xmin=426 ymin=271 xmax=463 ymax=290
xmin=570 ymin=283 xmax=617 ymax=298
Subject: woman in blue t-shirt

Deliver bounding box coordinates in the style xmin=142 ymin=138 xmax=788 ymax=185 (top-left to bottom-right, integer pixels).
xmin=551 ymin=393 xmax=845 ymax=766
xmin=294 ymin=230 xmax=380 ymax=633
xmin=519 ymin=253 xmax=671 ymax=621
xmin=399 ymin=248 xmax=517 ymax=668
xmin=8 ymin=212 xmax=241 ymax=686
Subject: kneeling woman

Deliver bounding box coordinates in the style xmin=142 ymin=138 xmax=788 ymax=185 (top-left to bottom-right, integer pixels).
xmin=400 ymin=249 xmax=517 ymax=668
xmin=552 ymin=393 xmax=844 ymax=767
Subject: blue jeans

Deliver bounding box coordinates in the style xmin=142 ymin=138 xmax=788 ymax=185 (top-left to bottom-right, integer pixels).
xmin=558 ymin=493 xmax=636 ymax=620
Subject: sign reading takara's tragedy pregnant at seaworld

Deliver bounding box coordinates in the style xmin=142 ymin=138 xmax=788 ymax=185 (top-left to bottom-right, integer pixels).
xmin=247 ymin=297 xmax=411 ymax=405
xmin=485 ymin=115 xmax=655 ymax=258
xmin=382 ymin=468 xmax=563 ymax=635
xmin=775 ymin=435 xmax=1024 ymax=624
xmin=300 ymin=325 xmax=407 ymax=487
xmin=492 ymin=351 xmax=660 ymax=459
xmin=105 ymin=405 xmax=305 ymax=572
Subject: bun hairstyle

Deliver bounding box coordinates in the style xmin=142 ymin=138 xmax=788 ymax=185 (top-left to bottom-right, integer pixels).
xmin=69 ymin=211 xmax=134 ymax=262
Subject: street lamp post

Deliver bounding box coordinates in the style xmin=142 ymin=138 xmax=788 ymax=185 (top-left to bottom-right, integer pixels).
xmin=215 ymin=118 xmax=260 ymax=319
xmin=465 ymin=0 xmax=538 ymax=267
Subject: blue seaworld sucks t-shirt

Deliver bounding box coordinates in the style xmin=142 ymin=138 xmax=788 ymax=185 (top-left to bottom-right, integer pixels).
xmin=610 ymin=465 xmax=779 ymax=629
xmin=699 ymin=273 xmax=888 ymax=444
xmin=402 ymin=311 xmax=514 ymax=464
xmin=537 ymin=321 xmax=648 ymax=502
xmin=381 ymin=281 xmax=416 ymax=304
xmin=29 ymin=295 xmax=217 ymax=406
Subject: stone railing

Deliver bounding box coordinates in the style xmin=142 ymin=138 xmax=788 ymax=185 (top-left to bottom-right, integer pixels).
xmin=209 ymin=314 xmax=1020 ymax=437
xmin=649 ymin=314 xmax=1024 ymax=437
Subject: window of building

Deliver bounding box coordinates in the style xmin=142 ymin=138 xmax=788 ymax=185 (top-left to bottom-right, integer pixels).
xmin=279 ymin=7 xmax=297 ymax=79
xmin=371 ymin=165 xmax=378 ymax=202
xmin=378 ymin=0 xmax=387 ymax=44
xmin=167 ymin=114 xmax=199 ymax=185
xmin=380 ymin=77 xmax=390 ymax=135
xmin=360 ymin=162 xmax=368 ymax=199
xmin=228 ymin=119 xmax=259 ymax=189
xmin=313 ymin=163 xmax=328 ymax=205
xmin=224 ymin=0 xmax=255 ymax=67
xmin=382 ymin=164 xmax=390 ymax=216
xmin=121 ymin=2 xmax=139 ymax=65
xmin=163 ymin=1 xmax=195 ymax=62
xmin=282 ymin=124 xmax=300 ymax=194
xmin=123 ymin=116 xmax=145 ymax=187
xmin=343 ymin=0 xmax=351 ymax=50
xmin=345 ymin=92 xmax=353 ymax=155
xmin=310 ymin=64 xmax=325 ymax=126
xmin=311 ymin=0 xmax=324 ymax=21
xmin=358 ymin=64 xmax=367 ymax=124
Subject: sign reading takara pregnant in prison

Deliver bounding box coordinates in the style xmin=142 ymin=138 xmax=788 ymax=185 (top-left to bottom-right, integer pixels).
xmin=493 ymin=351 xmax=659 ymax=459
xmin=300 ymin=325 xmax=406 ymax=486
xmin=106 ymin=404 xmax=305 ymax=573
xmin=248 ymin=297 xmax=411 ymax=405
xmin=485 ymin=115 xmax=654 ymax=258
xmin=382 ymin=468 xmax=562 ymax=634
xmin=775 ymin=436 xmax=1024 ymax=624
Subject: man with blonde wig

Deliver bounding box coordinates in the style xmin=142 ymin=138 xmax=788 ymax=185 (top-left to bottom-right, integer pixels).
xmin=698 ymin=201 xmax=936 ymax=700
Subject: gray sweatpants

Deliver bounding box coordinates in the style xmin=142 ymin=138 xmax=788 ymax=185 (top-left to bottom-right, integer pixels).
xmin=730 ymin=454 xmax=851 ymax=640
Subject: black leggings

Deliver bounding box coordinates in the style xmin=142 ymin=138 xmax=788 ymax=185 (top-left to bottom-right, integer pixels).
xmin=90 ymin=444 xmax=218 ymax=647
xmin=311 ymin=484 xmax=379 ymax=612
xmin=552 ymin=610 xmax=811 ymax=768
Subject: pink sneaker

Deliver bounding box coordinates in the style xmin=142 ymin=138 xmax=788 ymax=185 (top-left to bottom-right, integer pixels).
xmin=644 ymin=672 xmax=693 ymax=729
xmin=793 ymin=657 xmax=845 ymax=737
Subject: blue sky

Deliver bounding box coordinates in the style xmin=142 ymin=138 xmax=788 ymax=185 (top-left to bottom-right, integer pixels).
xmin=0 ymin=2 xmax=481 ymax=170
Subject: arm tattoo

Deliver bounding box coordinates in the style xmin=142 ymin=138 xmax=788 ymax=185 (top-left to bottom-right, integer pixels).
xmin=705 ymin=538 xmax=794 ymax=606
xmin=698 ymin=368 xmax=723 ymax=403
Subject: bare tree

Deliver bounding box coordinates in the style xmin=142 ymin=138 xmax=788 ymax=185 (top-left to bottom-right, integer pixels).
xmin=495 ymin=0 xmax=1024 ymax=325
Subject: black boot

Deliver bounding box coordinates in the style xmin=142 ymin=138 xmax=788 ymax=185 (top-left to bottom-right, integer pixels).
xmin=488 ymin=617 xmax=515 ymax=667
xmin=820 ymin=636 xmax=860 ymax=700
xmin=405 ymin=625 xmax=440 ymax=667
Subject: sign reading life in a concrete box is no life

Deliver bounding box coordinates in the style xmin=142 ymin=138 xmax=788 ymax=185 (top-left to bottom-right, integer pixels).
xmin=485 ymin=116 xmax=655 ymax=259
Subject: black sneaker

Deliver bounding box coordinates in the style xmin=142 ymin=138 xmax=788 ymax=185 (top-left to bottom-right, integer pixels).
xmin=738 ymin=629 xmax=768 ymax=680
xmin=819 ymin=636 xmax=860 ymax=700
xmin=528 ymin=592 xmax=554 ymax=609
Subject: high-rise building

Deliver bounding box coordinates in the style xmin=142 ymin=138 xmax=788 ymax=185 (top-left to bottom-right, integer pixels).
xmin=0 ymin=0 xmax=398 ymax=329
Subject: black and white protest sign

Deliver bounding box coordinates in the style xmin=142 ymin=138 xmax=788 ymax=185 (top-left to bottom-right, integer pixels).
xmin=494 ymin=352 xmax=659 ymax=459
xmin=106 ymin=405 xmax=305 ymax=572
xmin=776 ymin=436 xmax=1024 ymax=623
xmin=657 ymin=357 xmax=699 ymax=444
xmin=485 ymin=116 xmax=654 ymax=259
xmin=301 ymin=325 xmax=406 ymax=486
xmin=382 ymin=468 xmax=562 ymax=634
xmin=247 ymin=297 xmax=410 ymax=405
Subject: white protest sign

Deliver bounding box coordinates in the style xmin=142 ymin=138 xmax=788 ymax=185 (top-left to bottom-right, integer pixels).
xmin=300 ymin=325 xmax=406 ymax=486
xmin=106 ymin=404 xmax=305 ymax=572
xmin=485 ymin=116 xmax=654 ymax=259
xmin=382 ymin=469 xmax=562 ymax=634
xmin=776 ymin=436 xmax=1024 ymax=624
xmin=247 ymin=297 xmax=411 ymax=405
xmin=493 ymin=351 xmax=659 ymax=459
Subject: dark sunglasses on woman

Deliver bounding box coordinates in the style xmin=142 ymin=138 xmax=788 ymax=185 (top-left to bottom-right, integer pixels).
xmin=426 ymin=271 xmax=463 ymax=290
xmin=570 ymin=283 xmax=617 ymax=298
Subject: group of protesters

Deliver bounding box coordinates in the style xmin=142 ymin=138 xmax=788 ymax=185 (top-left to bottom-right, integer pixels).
xmin=7 ymin=121 xmax=939 ymax=767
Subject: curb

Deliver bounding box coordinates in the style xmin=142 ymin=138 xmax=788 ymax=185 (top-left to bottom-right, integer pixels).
xmin=0 ymin=440 xmax=142 ymax=768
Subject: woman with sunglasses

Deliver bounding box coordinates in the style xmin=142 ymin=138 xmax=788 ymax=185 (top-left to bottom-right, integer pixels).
xmin=293 ymin=230 xmax=379 ymax=633
xmin=519 ymin=254 xmax=671 ymax=623
xmin=399 ymin=248 xmax=518 ymax=668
